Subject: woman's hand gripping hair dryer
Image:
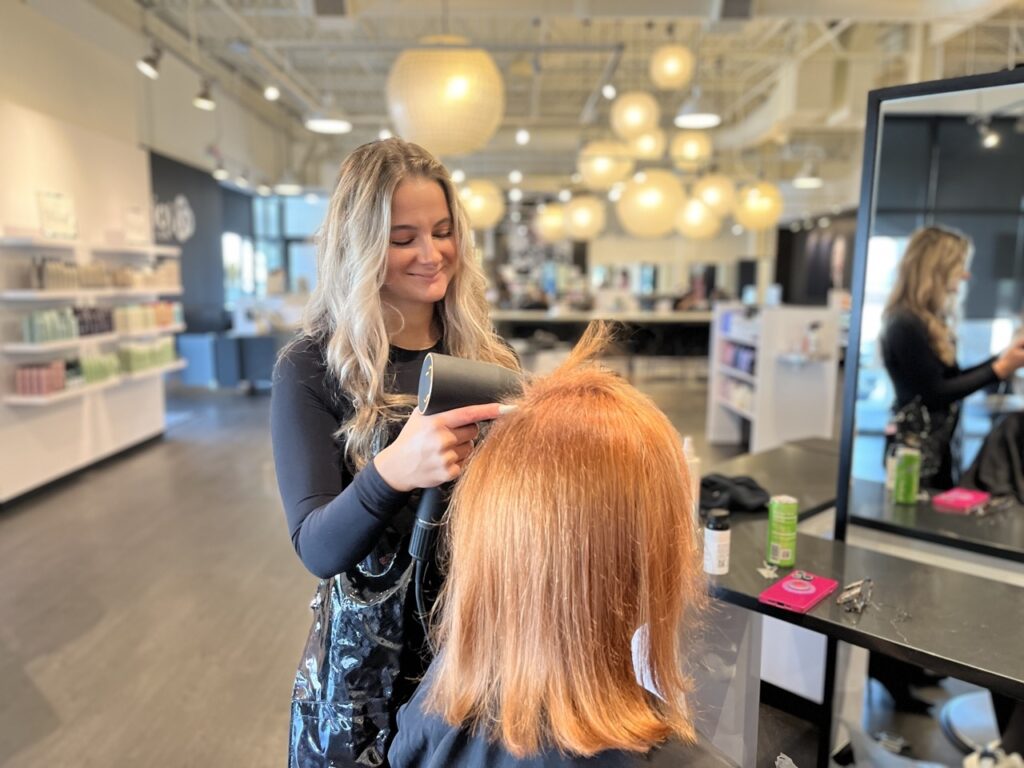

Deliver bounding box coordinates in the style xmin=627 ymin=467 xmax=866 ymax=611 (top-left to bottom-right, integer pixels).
xmin=409 ymin=353 xmax=523 ymax=624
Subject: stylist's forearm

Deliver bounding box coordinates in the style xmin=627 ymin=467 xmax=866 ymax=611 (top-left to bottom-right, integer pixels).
xmin=374 ymin=446 xmax=413 ymax=493
xmin=992 ymin=357 xmax=1012 ymax=380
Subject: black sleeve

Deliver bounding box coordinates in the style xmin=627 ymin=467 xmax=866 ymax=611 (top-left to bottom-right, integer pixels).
xmin=271 ymin=342 xmax=412 ymax=579
xmin=884 ymin=313 xmax=999 ymax=410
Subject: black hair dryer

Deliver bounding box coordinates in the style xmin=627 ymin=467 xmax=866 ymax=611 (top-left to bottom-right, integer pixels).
xmin=408 ymin=353 xmax=523 ymax=566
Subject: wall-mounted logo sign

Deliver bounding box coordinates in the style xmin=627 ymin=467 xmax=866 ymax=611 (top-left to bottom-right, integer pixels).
xmin=152 ymin=194 xmax=196 ymax=244
xmin=37 ymin=191 xmax=77 ymax=239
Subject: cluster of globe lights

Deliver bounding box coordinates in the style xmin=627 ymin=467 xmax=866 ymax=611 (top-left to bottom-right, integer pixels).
xmin=394 ymin=37 xmax=784 ymax=238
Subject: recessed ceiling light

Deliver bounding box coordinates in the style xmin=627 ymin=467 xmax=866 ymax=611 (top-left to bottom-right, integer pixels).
xmin=264 ymin=85 xmax=280 ymax=101
xmin=515 ymin=128 xmax=530 ymax=145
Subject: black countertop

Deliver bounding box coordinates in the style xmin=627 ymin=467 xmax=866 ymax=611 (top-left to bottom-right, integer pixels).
xmin=709 ymin=441 xmax=840 ymax=520
xmin=711 ymin=520 xmax=1024 ymax=701
xmin=849 ymin=478 xmax=1024 ymax=563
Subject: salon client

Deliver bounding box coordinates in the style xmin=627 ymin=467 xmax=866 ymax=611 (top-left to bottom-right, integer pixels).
xmin=271 ymin=138 xmax=519 ymax=766
xmin=389 ymin=324 xmax=733 ymax=768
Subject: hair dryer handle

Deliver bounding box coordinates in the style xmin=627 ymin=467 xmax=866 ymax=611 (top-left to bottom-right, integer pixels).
xmin=410 ymin=486 xmax=447 ymax=563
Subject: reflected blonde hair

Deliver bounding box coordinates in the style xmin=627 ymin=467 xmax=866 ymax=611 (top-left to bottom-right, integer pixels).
xmin=294 ymin=138 xmax=518 ymax=469
xmin=427 ymin=322 xmax=706 ymax=758
xmin=884 ymin=225 xmax=971 ymax=366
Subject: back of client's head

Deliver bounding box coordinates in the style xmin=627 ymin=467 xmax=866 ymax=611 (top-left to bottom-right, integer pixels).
xmin=427 ymin=322 xmax=706 ymax=758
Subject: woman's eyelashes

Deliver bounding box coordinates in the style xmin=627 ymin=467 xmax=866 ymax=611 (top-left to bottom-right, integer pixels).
xmin=390 ymin=231 xmax=451 ymax=246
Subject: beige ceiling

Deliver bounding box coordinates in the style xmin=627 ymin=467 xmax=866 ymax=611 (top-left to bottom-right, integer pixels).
xmin=94 ymin=0 xmax=1024 ymax=192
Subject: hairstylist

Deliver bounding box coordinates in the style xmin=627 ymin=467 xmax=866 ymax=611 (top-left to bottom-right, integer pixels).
xmin=271 ymin=138 xmax=520 ymax=767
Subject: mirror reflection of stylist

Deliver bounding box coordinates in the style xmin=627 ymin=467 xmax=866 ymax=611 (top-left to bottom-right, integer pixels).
xmin=880 ymin=226 xmax=1024 ymax=491
xmin=270 ymin=139 xmax=520 ymax=766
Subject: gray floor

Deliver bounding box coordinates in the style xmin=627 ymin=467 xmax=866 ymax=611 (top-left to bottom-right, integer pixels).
xmin=0 ymin=370 xmax=960 ymax=767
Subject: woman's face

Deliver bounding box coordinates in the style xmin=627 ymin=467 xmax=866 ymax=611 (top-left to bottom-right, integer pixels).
xmin=381 ymin=177 xmax=457 ymax=312
xmin=946 ymin=258 xmax=970 ymax=295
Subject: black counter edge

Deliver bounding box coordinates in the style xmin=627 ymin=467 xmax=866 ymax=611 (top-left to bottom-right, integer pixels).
xmin=850 ymin=515 xmax=1024 ymax=564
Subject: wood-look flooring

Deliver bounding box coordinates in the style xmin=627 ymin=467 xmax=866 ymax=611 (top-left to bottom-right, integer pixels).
xmin=0 ymin=374 xmax=750 ymax=767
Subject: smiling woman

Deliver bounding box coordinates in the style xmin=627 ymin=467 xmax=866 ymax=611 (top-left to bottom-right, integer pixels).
xmin=270 ymin=137 xmax=520 ymax=766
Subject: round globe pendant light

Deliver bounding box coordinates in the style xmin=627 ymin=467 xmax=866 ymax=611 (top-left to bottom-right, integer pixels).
xmin=693 ymin=173 xmax=736 ymax=217
xmin=629 ymin=129 xmax=667 ymax=160
xmin=460 ymin=180 xmax=505 ymax=230
xmin=564 ymin=196 xmax=607 ymax=241
xmin=610 ymin=91 xmax=660 ymax=140
xmin=386 ymin=35 xmax=505 ymax=157
xmin=734 ymin=181 xmax=784 ymax=230
xmin=649 ymin=44 xmax=695 ymax=90
xmin=675 ymin=197 xmax=722 ymax=240
xmin=670 ymin=131 xmax=713 ymax=171
xmin=577 ymin=141 xmax=635 ymax=191
xmin=615 ymin=170 xmax=685 ymax=239
xmin=535 ymin=203 xmax=567 ymax=243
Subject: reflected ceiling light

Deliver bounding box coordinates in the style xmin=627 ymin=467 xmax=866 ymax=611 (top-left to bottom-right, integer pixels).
xmin=508 ymin=188 xmax=523 ymax=203
xmin=461 ymin=179 xmax=505 ymax=229
xmin=305 ymin=193 xmax=320 ymax=204
xmin=565 ymin=195 xmax=606 ymax=241
xmin=451 ymin=169 xmax=466 ymax=184
xmin=235 ymin=174 xmax=249 ymax=188
xmin=386 ymin=34 xmax=505 ymax=156
xmin=608 ymin=183 xmax=624 ymax=202
xmin=979 ymin=123 xmax=1001 ymax=148
xmin=508 ymin=169 xmax=523 ymax=184
xmin=136 ymin=43 xmax=161 ymax=80
xmin=817 ymin=216 xmax=831 ymax=228
xmin=263 ymin=84 xmax=280 ymax=101
xmin=789 ymin=221 xmax=801 ymax=233
xmin=212 ymin=165 xmax=230 ymax=181
xmin=673 ymin=86 xmax=721 ymax=129
xmin=558 ymin=188 xmax=572 ymax=203
xmin=378 ymin=127 xmax=394 ymax=140
xmin=601 ymin=83 xmax=617 ymax=100
xmin=193 ymin=80 xmax=216 ymax=111
xmin=256 ymin=184 xmax=272 ymax=197
xmin=610 ymin=91 xmax=660 ymax=140
xmin=731 ymin=223 xmax=744 ymax=236
xmin=649 ymin=44 xmax=695 ymax=91
xmin=792 ymin=159 xmax=823 ymax=189
xmin=515 ymin=128 xmax=531 ymax=145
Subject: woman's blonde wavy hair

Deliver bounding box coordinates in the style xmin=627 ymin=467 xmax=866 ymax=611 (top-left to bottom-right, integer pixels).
xmin=295 ymin=138 xmax=519 ymax=469
xmin=884 ymin=225 xmax=972 ymax=366
xmin=427 ymin=322 xmax=706 ymax=758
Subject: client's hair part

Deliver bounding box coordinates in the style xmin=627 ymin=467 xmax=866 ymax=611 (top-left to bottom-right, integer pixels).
xmin=427 ymin=321 xmax=706 ymax=758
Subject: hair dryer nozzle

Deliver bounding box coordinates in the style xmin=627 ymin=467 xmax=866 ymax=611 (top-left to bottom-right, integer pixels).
xmin=418 ymin=353 xmax=523 ymax=416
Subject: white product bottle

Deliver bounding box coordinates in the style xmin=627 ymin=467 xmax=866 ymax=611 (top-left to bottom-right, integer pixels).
xmin=683 ymin=436 xmax=702 ymax=525
xmin=703 ymin=509 xmax=731 ymax=576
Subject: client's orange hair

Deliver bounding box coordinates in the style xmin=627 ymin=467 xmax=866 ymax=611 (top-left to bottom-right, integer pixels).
xmin=426 ymin=322 xmax=706 ymax=758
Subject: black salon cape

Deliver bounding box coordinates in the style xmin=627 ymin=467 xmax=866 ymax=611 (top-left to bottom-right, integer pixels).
xmin=388 ymin=664 xmax=736 ymax=768
xmin=963 ymin=412 xmax=1024 ymax=503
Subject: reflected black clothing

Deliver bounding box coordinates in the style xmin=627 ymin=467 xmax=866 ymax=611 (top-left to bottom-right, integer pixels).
xmin=389 ymin=664 xmax=736 ymax=768
xmin=271 ymin=335 xmax=442 ymax=766
xmin=880 ymin=309 xmax=999 ymax=489
xmin=880 ymin=309 xmax=997 ymax=413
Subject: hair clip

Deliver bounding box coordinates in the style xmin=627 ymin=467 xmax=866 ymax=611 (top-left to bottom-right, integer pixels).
xmin=836 ymin=578 xmax=873 ymax=614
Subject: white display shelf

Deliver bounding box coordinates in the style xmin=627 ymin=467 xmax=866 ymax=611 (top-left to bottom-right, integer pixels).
xmin=2 ymin=332 xmax=119 ymax=354
xmin=719 ymin=365 xmax=756 ymax=385
xmin=0 ymin=234 xmax=78 ymax=250
xmin=3 ymin=376 xmax=121 ymax=406
xmin=122 ymin=359 xmax=187 ymax=381
xmin=718 ymin=400 xmax=756 ymax=422
xmin=0 ymin=287 xmax=183 ymax=302
xmin=117 ymin=323 xmax=186 ymax=340
xmin=3 ymin=360 xmax=186 ymax=406
xmin=721 ymin=333 xmax=759 ymax=347
xmin=90 ymin=243 xmax=182 ymax=259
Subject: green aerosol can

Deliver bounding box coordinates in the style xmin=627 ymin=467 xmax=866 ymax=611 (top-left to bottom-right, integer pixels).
xmin=766 ymin=495 xmax=799 ymax=567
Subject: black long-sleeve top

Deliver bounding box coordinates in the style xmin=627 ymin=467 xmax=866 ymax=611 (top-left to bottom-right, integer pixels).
xmin=879 ymin=309 xmax=999 ymax=413
xmin=270 ymin=335 xmax=440 ymax=579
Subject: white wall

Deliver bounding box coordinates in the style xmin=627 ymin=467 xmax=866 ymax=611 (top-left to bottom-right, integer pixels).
xmin=0 ymin=0 xmax=283 ymax=182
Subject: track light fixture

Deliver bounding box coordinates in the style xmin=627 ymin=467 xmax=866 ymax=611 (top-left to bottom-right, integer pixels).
xmin=136 ymin=43 xmax=162 ymax=80
xmin=193 ymin=79 xmax=216 ymax=111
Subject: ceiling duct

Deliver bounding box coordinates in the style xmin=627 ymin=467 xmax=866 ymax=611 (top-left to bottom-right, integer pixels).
xmin=313 ymin=0 xmax=349 ymax=17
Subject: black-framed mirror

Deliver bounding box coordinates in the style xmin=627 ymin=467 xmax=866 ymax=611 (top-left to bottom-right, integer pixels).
xmin=836 ymin=67 xmax=1024 ymax=561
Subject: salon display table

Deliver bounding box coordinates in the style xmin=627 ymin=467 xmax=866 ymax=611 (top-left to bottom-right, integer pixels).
xmin=850 ymin=477 xmax=1024 ymax=563
xmin=703 ymin=521 xmax=1024 ymax=766
xmin=708 ymin=438 xmax=840 ymax=521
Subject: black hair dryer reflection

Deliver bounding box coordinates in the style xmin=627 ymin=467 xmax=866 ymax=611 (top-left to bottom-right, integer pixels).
xmin=408 ymin=353 xmax=522 ymax=615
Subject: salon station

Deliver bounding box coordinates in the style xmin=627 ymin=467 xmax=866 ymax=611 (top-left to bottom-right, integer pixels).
xmin=2 ymin=2 xmax=1024 ymax=767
